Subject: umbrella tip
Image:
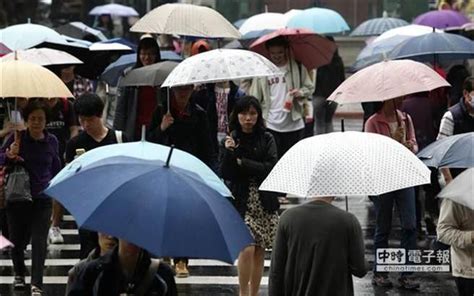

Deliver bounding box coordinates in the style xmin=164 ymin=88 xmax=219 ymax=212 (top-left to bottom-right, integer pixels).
xmin=14 ymin=51 xmax=18 ymax=60
xmin=382 ymin=11 xmax=388 ymax=18
xmin=27 ymin=18 xmax=31 ymax=24
xmin=141 ymin=125 xmax=146 ymax=142
xmin=164 ymin=145 xmax=175 ymax=168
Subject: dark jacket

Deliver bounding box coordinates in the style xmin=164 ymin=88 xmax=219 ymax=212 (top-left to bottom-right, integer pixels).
xmin=67 ymin=247 xmax=177 ymax=296
xmin=449 ymin=99 xmax=474 ymax=135
xmin=219 ymin=130 xmax=278 ymax=216
xmin=147 ymin=99 xmax=212 ymax=166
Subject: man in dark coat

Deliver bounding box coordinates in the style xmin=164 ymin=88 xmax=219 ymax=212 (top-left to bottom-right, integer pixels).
xmin=269 ymin=196 xmax=367 ymax=296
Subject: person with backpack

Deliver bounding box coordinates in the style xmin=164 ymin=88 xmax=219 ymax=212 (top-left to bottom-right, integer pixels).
xmin=65 ymin=93 xmax=126 ymax=259
xmin=43 ymin=97 xmax=80 ymax=245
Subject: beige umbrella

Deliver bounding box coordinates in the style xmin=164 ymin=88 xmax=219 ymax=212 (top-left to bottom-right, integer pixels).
xmin=130 ymin=3 xmax=241 ymax=39
xmin=0 ymin=59 xmax=73 ymax=98
xmin=2 ymin=48 xmax=83 ymax=66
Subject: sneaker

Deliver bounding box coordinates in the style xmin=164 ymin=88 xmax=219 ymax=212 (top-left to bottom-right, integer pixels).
xmin=13 ymin=276 xmax=26 ymax=290
xmin=372 ymin=273 xmax=392 ymax=287
xmin=398 ymin=276 xmax=420 ymax=290
xmin=48 ymin=226 xmax=64 ymax=244
xmin=175 ymin=260 xmax=189 ymax=278
xmin=31 ymin=285 xmax=44 ymax=296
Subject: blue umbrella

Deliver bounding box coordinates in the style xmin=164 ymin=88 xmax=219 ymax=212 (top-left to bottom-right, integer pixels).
xmin=388 ymin=32 xmax=474 ymax=62
xmin=101 ymin=51 xmax=182 ymax=86
xmin=350 ymin=14 xmax=409 ymax=36
xmin=45 ymin=154 xmax=252 ymax=263
xmin=287 ymin=7 xmax=350 ymax=35
xmin=417 ymin=132 xmax=474 ymax=168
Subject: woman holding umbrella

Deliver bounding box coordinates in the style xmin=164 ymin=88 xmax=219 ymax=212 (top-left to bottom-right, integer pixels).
xmin=365 ymin=97 xmax=420 ymax=290
xmin=220 ymin=96 xmax=279 ymax=296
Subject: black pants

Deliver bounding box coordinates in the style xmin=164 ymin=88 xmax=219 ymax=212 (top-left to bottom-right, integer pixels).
xmin=7 ymin=198 xmax=52 ymax=288
xmin=454 ymin=277 xmax=474 ymax=296
xmin=0 ymin=208 xmax=8 ymax=238
xmin=268 ymin=128 xmax=304 ymax=159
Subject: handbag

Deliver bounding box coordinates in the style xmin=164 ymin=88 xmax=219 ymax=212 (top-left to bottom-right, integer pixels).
xmin=4 ymin=163 xmax=32 ymax=204
xmin=258 ymin=190 xmax=280 ymax=213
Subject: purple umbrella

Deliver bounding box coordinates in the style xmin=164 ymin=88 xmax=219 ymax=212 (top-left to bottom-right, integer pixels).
xmin=414 ymin=10 xmax=470 ymax=29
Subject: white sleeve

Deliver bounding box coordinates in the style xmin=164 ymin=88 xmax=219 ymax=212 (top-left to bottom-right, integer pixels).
xmin=437 ymin=111 xmax=454 ymax=140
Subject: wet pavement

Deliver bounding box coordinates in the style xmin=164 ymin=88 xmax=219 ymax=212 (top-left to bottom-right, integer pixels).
xmin=0 ymin=117 xmax=460 ymax=295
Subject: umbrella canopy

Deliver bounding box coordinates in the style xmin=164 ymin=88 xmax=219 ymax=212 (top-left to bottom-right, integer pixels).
xmin=287 ymin=7 xmax=350 ymax=35
xmin=284 ymin=9 xmax=302 ymax=22
xmin=373 ymin=24 xmax=443 ymax=43
xmin=49 ymin=141 xmax=230 ymax=197
xmin=0 ymin=42 xmax=11 ymax=57
xmin=97 ymin=38 xmax=137 ymax=52
xmin=130 ymin=3 xmax=240 ymax=39
xmin=417 ymin=132 xmax=474 ymax=168
xmin=162 ymin=49 xmax=282 ymax=88
xmin=350 ymin=14 xmax=409 ymax=36
xmin=89 ymin=3 xmax=139 ymax=17
xmin=233 ymin=18 xmax=247 ymax=29
xmin=0 ymin=60 xmax=73 ymax=98
xmin=437 ymin=168 xmax=474 ymax=210
xmin=327 ymin=60 xmax=450 ymax=104
xmin=249 ymin=28 xmax=337 ymax=70
xmin=55 ymin=22 xmax=108 ymax=42
xmin=413 ymin=10 xmax=470 ymax=29
xmin=119 ymin=61 xmax=178 ymax=87
xmin=46 ymin=155 xmax=252 ymax=263
xmin=2 ymin=48 xmax=83 ymax=66
xmin=239 ymin=13 xmax=286 ymax=36
xmin=89 ymin=42 xmax=133 ymax=52
xmin=259 ymin=131 xmax=431 ymax=197
xmin=0 ymin=235 xmax=13 ymax=250
xmin=388 ymin=32 xmax=474 ymax=62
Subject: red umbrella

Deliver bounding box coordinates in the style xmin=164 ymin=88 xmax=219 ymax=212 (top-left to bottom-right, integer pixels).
xmin=249 ymin=28 xmax=337 ymax=70
xmin=0 ymin=42 xmax=11 ymax=57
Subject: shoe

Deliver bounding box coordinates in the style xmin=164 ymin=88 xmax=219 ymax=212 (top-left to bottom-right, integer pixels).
xmin=31 ymin=285 xmax=44 ymax=296
xmin=398 ymin=276 xmax=420 ymax=290
xmin=48 ymin=226 xmax=64 ymax=244
xmin=175 ymin=260 xmax=189 ymax=278
xmin=13 ymin=276 xmax=26 ymax=290
xmin=371 ymin=273 xmax=392 ymax=287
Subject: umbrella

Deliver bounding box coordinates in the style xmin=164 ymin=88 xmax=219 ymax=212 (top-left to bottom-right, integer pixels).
xmin=287 ymin=7 xmax=350 ymax=35
xmin=0 ymin=42 xmax=11 ymax=57
xmin=130 ymin=3 xmax=240 ymax=39
xmin=0 ymin=235 xmax=13 ymax=250
xmin=89 ymin=42 xmax=133 ymax=52
xmin=259 ymin=131 xmax=431 ymax=197
xmin=233 ymin=18 xmax=247 ymax=29
xmin=45 ymin=144 xmax=252 ymax=264
xmin=49 ymin=141 xmax=230 ymax=197
xmin=118 ymin=61 xmax=178 ymax=87
xmin=327 ymin=60 xmax=450 ymax=104
xmin=417 ymin=132 xmax=474 ymax=168
xmin=388 ymin=32 xmax=474 ymax=62
xmin=89 ymin=3 xmax=139 ymax=17
xmin=100 ymin=52 xmax=182 ymax=86
xmin=250 ymin=28 xmax=337 ymax=70
xmin=162 ymin=49 xmax=282 ymax=88
xmin=350 ymin=12 xmax=409 ymax=36
xmin=284 ymin=9 xmax=302 ymax=22
xmin=55 ymin=22 xmax=108 ymax=42
xmin=0 ymin=60 xmax=73 ymax=98
xmin=2 ymin=48 xmax=83 ymax=66
xmin=97 ymin=38 xmax=137 ymax=52
xmin=373 ymin=24 xmax=443 ymax=43
xmin=413 ymin=10 xmax=470 ymax=29
xmin=239 ymin=29 xmax=275 ymax=48
xmin=239 ymin=13 xmax=287 ymax=36
xmin=437 ymin=168 xmax=474 ymax=210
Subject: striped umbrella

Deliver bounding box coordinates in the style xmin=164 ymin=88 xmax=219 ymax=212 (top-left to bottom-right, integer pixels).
xmin=350 ymin=12 xmax=409 ymax=36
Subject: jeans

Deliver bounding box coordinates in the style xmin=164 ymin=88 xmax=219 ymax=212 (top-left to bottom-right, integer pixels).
xmin=267 ymin=128 xmax=304 ymax=159
xmin=6 ymin=197 xmax=52 ymax=288
xmin=370 ymin=187 xmax=417 ymax=275
xmin=313 ymin=96 xmax=337 ymax=135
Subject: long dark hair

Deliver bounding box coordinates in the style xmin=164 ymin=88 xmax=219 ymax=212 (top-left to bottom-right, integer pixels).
xmin=135 ymin=37 xmax=162 ymax=69
xmin=228 ymin=96 xmax=265 ymax=135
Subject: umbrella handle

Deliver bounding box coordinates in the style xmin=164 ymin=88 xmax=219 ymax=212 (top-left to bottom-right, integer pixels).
xmin=392 ymin=100 xmax=401 ymax=126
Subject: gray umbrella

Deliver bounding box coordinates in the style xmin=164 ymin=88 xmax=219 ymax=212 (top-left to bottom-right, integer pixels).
xmin=417 ymin=132 xmax=474 ymax=168
xmin=118 ymin=61 xmax=179 ymax=87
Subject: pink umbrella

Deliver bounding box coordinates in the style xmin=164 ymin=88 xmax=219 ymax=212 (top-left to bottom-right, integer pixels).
xmin=327 ymin=59 xmax=450 ymax=104
xmin=0 ymin=42 xmax=11 ymax=57
xmin=0 ymin=234 xmax=13 ymax=250
xmin=249 ymin=28 xmax=337 ymax=70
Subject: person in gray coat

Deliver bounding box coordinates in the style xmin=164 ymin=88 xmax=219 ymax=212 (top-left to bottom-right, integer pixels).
xmin=269 ymin=196 xmax=367 ymax=296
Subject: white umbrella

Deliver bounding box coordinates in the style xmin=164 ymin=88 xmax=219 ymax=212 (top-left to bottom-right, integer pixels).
xmin=283 ymin=9 xmax=302 ymax=23
xmin=239 ymin=13 xmax=287 ymax=36
xmin=2 ymin=48 xmax=83 ymax=66
xmin=162 ymin=49 xmax=282 ymax=88
xmin=89 ymin=42 xmax=132 ymax=51
xmin=130 ymin=3 xmax=240 ymax=39
xmin=259 ymin=131 xmax=431 ymax=197
xmin=437 ymin=168 xmax=474 ymax=210
xmin=89 ymin=3 xmax=139 ymax=17
xmin=372 ymin=24 xmax=443 ymax=44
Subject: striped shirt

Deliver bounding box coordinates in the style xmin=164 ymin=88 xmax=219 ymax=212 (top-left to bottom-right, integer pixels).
xmin=437 ymin=111 xmax=454 ymax=140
